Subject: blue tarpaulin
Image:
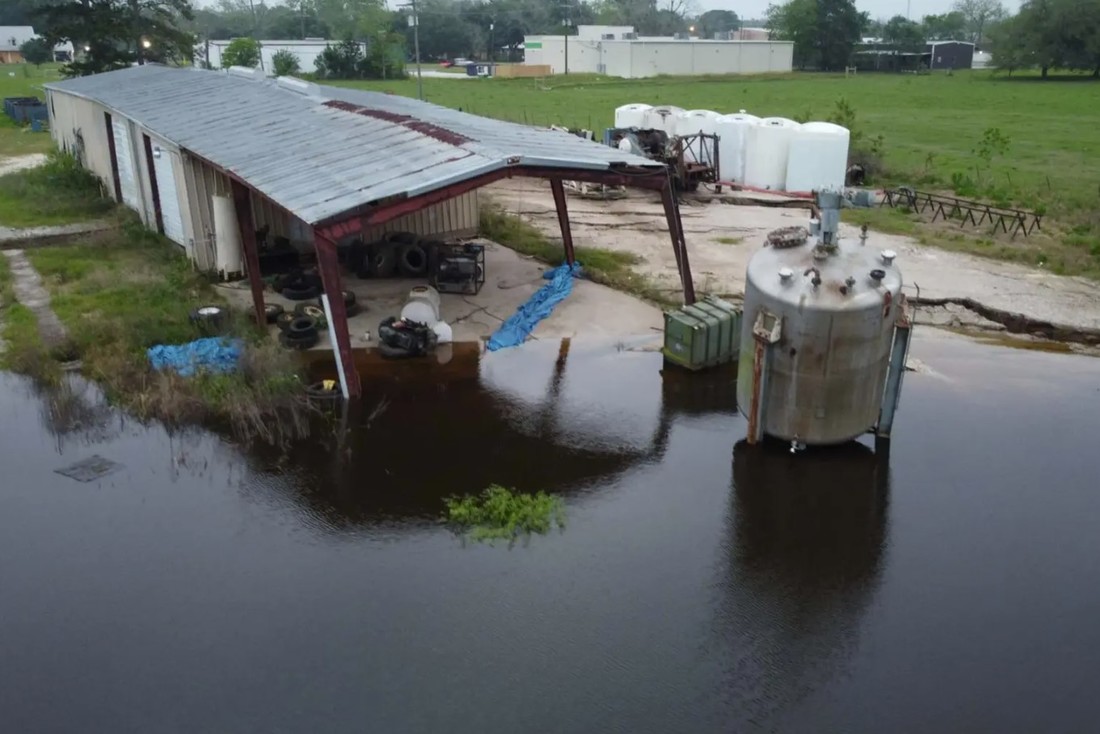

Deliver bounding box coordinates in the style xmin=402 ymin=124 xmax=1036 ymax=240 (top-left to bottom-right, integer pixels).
xmin=488 ymin=263 xmax=582 ymax=351
xmin=147 ymin=337 xmax=243 ymax=377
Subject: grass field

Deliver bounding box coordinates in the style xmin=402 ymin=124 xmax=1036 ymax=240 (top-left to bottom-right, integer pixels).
xmin=334 ymin=70 xmax=1100 ymax=272
xmin=0 ymin=64 xmax=60 ymax=158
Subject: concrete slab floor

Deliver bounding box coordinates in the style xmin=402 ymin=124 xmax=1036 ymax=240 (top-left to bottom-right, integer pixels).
xmin=216 ymin=239 xmax=664 ymax=357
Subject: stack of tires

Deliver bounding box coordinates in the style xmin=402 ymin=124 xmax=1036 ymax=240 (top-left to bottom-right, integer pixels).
xmin=355 ymin=232 xmax=429 ymax=280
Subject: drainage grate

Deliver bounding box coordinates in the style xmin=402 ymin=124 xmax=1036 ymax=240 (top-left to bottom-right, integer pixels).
xmin=55 ymin=455 xmax=122 ymax=483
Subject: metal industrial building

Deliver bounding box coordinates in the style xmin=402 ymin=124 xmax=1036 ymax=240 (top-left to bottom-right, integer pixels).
xmin=43 ymin=65 xmax=693 ymax=397
xmin=523 ymin=25 xmax=794 ymax=77
xmin=196 ymin=39 xmax=367 ymax=73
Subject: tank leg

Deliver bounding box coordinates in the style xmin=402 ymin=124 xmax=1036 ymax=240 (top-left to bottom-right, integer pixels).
xmin=746 ymin=309 xmax=783 ymax=445
xmin=877 ymin=297 xmax=912 ymax=440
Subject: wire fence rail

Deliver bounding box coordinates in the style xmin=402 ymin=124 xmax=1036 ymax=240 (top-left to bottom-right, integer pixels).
xmin=881 ymin=187 xmax=1043 ymax=238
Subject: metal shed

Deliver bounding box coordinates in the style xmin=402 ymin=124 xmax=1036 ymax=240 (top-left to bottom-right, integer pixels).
xmin=44 ymin=65 xmax=694 ymax=398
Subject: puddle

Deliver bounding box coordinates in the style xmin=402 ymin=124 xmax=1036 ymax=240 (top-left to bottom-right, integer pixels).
xmin=1 ymin=329 xmax=1099 ymax=733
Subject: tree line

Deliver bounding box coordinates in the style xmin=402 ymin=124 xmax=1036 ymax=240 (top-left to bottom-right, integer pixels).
xmin=989 ymin=0 xmax=1100 ymax=77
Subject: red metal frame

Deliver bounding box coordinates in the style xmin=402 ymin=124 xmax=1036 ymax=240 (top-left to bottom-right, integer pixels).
xmin=549 ymin=178 xmax=576 ymax=266
xmin=230 ymin=179 xmax=268 ymax=329
xmin=313 ymin=230 xmax=361 ymax=398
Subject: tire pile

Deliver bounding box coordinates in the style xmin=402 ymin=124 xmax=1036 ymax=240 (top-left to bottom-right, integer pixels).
xmin=348 ymin=231 xmax=432 ymax=280
xmin=272 ymin=293 xmax=359 ymax=350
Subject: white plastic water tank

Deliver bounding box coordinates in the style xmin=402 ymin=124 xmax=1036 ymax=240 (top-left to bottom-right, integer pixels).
xmin=714 ymin=111 xmax=760 ymax=183
xmin=614 ymin=103 xmax=652 ymax=129
xmin=784 ymin=121 xmax=851 ymax=193
xmin=674 ymin=109 xmax=720 ymax=162
xmin=743 ymin=117 xmax=801 ymax=191
xmin=644 ymin=105 xmax=685 ymax=134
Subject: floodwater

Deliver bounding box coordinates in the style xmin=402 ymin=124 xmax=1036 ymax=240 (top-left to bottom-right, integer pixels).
xmin=2 ymin=330 xmax=1100 ymax=733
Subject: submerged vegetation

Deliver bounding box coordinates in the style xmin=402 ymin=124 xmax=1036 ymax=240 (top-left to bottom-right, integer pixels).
xmin=444 ymin=485 xmax=566 ymax=542
xmin=2 ymin=215 xmax=311 ymax=444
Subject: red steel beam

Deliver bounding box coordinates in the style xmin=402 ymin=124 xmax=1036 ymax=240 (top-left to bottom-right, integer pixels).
xmin=313 ymin=230 xmax=361 ymax=398
xmin=659 ymin=179 xmax=696 ymax=305
xmin=549 ymin=178 xmax=576 ymax=266
xmin=230 ymin=179 xmax=268 ymax=328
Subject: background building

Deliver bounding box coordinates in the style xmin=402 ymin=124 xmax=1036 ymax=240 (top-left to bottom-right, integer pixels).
xmin=197 ymin=39 xmax=365 ymax=73
xmin=524 ymin=26 xmax=793 ymax=78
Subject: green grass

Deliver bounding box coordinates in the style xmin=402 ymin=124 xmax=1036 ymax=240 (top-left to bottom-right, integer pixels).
xmin=9 ymin=218 xmax=310 ymax=442
xmin=0 ymin=64 xmax=61 ymax=158
xmin=444 ymin=484 xmax=565 ymax=542
xmin=0 ymin=151 xmax=114 ymax=227
xmin=714 ymin=236 xmax=745 ymax=245
xmin=479 ymin=204 xmax=678 ymax=305
xmin=333 ymin=70 xmax=1100 ymax=275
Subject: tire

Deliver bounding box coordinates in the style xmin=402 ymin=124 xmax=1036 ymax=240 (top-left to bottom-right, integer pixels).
xmin=294 ymin=303 xmax=327 ymax=324
xmin=306 ymin=381 xmax=342 ymax=401
xmin=315 ymin=290 xmax=356 ymax=309
xmin=367 ymin=242 xmax=398 ymax=278
xmin=282 ymin=283 xmax=320 ymax=301
xmin=288 ymin=315 xmax=318 ymax=337
xmin=345 ymin=302 xmax=362 ymax=318
xmin=263 ymin=303 xmax=284 ymax=323
xmin=276 ymin=311 xmax=296 ymax=332
xmin=398 ymin=242 xmax=428 ymax=277
xmin=190 ymin=305 xmax=227 ymax=333
xmin=385 ymin=231 xmax=420 ymax=247
xmin=280 ymin=330 xmax=319 ymax=350
xmin=272 ymin=271 xmax=301 ymax=292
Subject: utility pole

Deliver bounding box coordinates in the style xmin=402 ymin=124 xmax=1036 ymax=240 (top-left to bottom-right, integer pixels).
xmin=489 ymin=20 xmax=494 ymax=64
xmin=561 ymin=16 xmax=570 ymax=75
xmin=404 ymin=0 xmax=423 ymax=100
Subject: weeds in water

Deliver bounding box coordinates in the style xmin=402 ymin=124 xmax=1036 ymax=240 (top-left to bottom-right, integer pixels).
xmin=444 ymin=485 xmax=565 ymax=542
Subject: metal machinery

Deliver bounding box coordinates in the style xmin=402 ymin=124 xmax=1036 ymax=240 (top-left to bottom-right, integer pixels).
xmin=736 ymin=191 xmax=912 ymax=448
xmin=603 ymin=127 xmax=720 ymax=192
xmin=428 ymin=242 xmax=485 ymax=295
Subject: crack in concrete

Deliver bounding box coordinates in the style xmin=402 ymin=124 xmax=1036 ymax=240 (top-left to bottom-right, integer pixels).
xmin=914 ymin=296 xmax=1100 ymax=345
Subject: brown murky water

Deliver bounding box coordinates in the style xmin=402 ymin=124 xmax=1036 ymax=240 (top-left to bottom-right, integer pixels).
xmin=1 ymin=330 xmax=1099 ymax=733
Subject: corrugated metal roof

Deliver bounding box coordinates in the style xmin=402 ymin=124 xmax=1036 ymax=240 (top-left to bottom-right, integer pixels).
xmin=45 ymin=65 xmax=663 ymax=225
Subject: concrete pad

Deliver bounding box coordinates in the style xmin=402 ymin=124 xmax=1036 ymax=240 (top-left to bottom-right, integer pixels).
xmin=216 ymin=239 xmax=663 ymax=356
xmin=486 ymin=178 xmax=1100 ymax=334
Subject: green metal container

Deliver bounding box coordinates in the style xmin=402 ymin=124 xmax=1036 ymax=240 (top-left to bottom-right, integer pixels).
xmin=662 ymin=295 xmax=742 ymax=370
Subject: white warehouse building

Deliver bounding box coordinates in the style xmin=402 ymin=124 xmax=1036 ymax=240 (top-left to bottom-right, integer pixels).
xmin=196 ymin=39 xmax=365 ymax=73
xmin=524 ymin=25 xmax=793 ymax=78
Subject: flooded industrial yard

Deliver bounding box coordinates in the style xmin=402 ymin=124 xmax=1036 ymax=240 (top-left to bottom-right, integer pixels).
xmin=2 ymin=329 xmax=1099 ymax=733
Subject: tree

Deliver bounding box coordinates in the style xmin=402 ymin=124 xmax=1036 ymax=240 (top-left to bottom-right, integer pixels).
xmin=35 ymin=0 xmax=195 ymax=77
xmin=221 ymin=36 xmax=260 ymax=67
xmin=767 ymin=0 xmax=867 ymax=70
xmin=922 ymin=11 xmax=967 ymax=41
xmin=883 ymin=15 xmax=924 ymax=50
xmin=989 ymin=0 xmax=1100 ymax=78
xmin=271 ymin=48 xmax=300 ymax=75
xmin=19 ymin=36 xmax=52 ymax=65
xmin=696 ymin=9 xmax=739 ymax=38
xmin=952 ymin=0 xmax=1007 ymax=45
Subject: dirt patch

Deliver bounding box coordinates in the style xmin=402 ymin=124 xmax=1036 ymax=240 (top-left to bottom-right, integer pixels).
xmin=0 ymin=153 xmax=47 ymax=177
xmin=485 ymin=179 xmax=1100 ymax=337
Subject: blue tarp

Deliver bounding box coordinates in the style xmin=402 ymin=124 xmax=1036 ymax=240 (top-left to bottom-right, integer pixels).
xmin=147 ymin=337 xmax=243 ymax=377
xmin=488 ymin=263 xmax=582 ymax=351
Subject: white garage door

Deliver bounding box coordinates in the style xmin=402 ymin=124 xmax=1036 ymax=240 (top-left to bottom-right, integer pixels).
xmin=152 ymin=148 xmax=186 ymax=248
xmin=111 ymin=118 xmax=141 ymax=212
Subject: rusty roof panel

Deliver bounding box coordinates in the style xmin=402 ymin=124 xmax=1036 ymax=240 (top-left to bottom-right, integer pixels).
xmin=45 ymin=65 xmax=663 ymax=224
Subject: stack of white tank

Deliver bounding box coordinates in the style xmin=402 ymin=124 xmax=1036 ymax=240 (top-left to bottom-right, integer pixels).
xmin=784 ymin=122 xmax=850 ymax=192
xmin=674 ymin=109 xmax=720 ymax=162
xmin=715 ymin=111 xmax=759 ymax=184
xmin=610 ymin=104 xmax=852 ymax=193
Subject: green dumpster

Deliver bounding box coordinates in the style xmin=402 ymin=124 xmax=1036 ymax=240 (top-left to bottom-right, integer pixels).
xmin=662 ymin=295 xmax=742 ymax=370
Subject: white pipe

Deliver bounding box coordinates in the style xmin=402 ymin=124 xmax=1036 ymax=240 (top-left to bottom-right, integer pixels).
xmin=320 ymin=294 xmax=349 ymax=399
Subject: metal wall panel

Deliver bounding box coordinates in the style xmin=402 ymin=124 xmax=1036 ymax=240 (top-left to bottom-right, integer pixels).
xmin=153 ymin=148 xmax=186 ymax=247
xmin=110 ymin=117 xmax=142 ymax=211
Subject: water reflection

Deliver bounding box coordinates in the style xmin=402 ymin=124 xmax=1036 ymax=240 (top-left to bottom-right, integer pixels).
xmin=717 ymin=439 xmax=890 ymax=726
xmin=245 ymin=339 xmax=741 ymax=532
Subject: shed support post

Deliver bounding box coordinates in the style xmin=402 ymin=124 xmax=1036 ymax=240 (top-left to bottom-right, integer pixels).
xmin=660 ymin=180 xmax=695 ymax=305
xmin=876 ymin=295 xmax=912 ymax=441
xmin=230 ymin=179 xmax=267 ymax=329
xmin=549 ymin=178 xmax=576 ymax=266
xmin=313 ymin=231 xmax=361 ymax=399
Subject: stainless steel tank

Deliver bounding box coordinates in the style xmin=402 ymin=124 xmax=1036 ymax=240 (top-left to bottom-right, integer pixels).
xmin=737 ymin=198 xmax=904 ymax=445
